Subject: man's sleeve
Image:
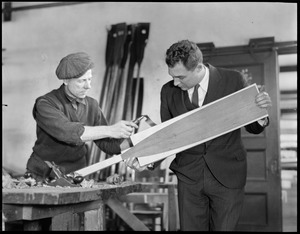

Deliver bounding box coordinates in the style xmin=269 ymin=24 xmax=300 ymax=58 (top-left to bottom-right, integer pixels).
xmin=160 ymin=85 xmax=172 ymax=123
xmin=93 ymin=107 xmax=122 ymax=155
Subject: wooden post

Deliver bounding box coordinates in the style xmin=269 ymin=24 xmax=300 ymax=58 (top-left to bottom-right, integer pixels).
xmin=84 ymin=205 xmax=105 ymax=231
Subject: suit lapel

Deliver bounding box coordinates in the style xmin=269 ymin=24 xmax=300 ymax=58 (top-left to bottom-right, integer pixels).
xmin=182 ymin=91 xmax=195 ymax=111
xmin=203 ymin=64 xmax=224 ymax=105
xmin=171 ymin=88 xmax=192 ymax=115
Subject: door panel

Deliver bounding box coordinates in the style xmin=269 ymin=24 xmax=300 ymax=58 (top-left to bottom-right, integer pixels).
xmin=202 ymin=51 xmax=282 ymax=231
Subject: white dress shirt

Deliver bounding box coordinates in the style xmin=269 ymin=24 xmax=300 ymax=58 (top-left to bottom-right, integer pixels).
xmin=188 ymin=65 xmax=209 ymax=107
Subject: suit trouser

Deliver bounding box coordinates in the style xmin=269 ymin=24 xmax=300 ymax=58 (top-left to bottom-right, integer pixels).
xmin=177 ymin=161 xmax=244 ymax=231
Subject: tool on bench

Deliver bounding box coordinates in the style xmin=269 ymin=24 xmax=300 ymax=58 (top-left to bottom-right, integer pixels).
xmin=44 ymin=161 xmax=83 ymax=187
xmin=40 ymin=161 xmax=124 ymax=187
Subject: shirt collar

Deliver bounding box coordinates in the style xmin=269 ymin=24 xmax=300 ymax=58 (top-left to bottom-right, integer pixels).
xmin=188 ymin=65 xmax=209 ymax=94
xmin=199 ymin=65 xmax=209 ymax=92
xmin=64 ymin=85 xmax=86 ymax=105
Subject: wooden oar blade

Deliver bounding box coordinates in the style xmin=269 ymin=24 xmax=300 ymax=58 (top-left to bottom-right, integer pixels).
xmin=130 ymin=84 xmax=268 ymax=165
xmin=76 ymin=84 xmax=268 ymax=176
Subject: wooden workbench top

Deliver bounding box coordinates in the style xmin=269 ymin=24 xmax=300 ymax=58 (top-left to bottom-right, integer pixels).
xmin=2 ymin=181 xmax=142 ymax=205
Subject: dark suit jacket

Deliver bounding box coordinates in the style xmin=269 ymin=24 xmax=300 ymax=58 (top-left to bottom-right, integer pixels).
xmin=160 ymin=64 xmax=266 ymax=189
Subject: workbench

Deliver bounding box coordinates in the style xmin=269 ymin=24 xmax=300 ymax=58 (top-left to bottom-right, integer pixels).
xmin=2 ymin=181 xmax=145 ymax=231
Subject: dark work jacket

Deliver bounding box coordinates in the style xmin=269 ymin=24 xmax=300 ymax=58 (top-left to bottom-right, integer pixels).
xmin=160 ymin=64 xmax=267 ymax=189
xmin=28 ymin=84 xmax=121 ymax=174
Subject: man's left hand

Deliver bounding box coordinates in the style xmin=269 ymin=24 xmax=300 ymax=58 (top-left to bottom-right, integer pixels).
xmin=255 ymin=90 xmax=272 ymax=109
xmin=124 ymin=157 xmax=148 ymax=172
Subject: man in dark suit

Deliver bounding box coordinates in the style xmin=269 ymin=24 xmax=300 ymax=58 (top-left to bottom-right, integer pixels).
xmin=162 ymin=40 xmax=271 ymax=231
xmin=127 ymin=40 xmax=272 ymax=231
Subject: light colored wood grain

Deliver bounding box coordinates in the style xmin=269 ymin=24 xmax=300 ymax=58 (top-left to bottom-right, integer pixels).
xmin=84 ymin=207 xmax=104 ymax=231
xmin=137 ymin=84 xmax=268 ymax=166
xmin=76 ymin=154 xmax=123 ymax=177
xmin=74 ymin=84 xmax=268 ymax=175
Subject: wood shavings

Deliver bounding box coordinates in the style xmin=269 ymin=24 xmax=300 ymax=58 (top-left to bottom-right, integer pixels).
xmin=2 ymin=167 xmax=124 ymax=190
xmin=80 ymin=178 xmax=96 ymax=188
xmin=2 ymin=174 xmax=38 ymax=189
xmin=106 ymin=174 xmax=124 ymax=185
xmin=2 ymin=173 xmax=15 ymax=189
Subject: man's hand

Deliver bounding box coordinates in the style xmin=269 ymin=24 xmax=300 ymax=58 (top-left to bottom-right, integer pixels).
xmin=255 ymin=86 xmax=272 ymax=109
xmin=255 ymin=86 xmax=272 ymax=127
xmin=81 ymin=120 xmax=138 ymax=142
xmin=124 ymin=157 xmax=148 ymax=172
xmin=109 ymin=120 xmax=138 ymax=139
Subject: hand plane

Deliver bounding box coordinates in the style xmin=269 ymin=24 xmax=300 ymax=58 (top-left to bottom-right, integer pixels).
xmin=44 ymin=161 xmax=84 ymax=187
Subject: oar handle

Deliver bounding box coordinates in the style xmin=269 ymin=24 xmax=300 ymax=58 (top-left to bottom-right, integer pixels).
xmin=75 ymin=155 xmax=123 ymax=177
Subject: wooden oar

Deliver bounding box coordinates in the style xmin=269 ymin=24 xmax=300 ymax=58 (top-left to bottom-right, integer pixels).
xmin=135 ymin=78 xmax=144 ymax=123
xmin=137 ymin=84 xmax=268 ymax=166
xmin=132 ymin=23 xmax=150 ymax=120
xmin=111 ymin=25 xmax=134 ymax=123
xmin=104 ymin=23 xmax=127 ymax=121
xmin=99 ymin=24 xmax=115 ymax=110
xmin=75 ymin=84 xmax=268 ymax=177
xmin=100 ymin=23 xmax=127 ymax=118
xmin=122 ymin=26 xmax=137 ymax=120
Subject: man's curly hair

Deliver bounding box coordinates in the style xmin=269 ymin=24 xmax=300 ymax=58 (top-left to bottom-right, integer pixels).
xmin=165 ymin=40 xmax=203 ymax=71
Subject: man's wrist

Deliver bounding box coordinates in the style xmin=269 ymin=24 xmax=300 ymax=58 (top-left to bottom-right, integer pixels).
xmin=259 ymin=117 xmax=269 ymax=127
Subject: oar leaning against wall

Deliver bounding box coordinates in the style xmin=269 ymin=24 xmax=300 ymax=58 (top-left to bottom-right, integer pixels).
xmin=122 ymin=23 xmax=150 ymax=122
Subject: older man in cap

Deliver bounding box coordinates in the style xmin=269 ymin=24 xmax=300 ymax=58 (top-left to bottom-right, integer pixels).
xmin=25 ymin=52 xmax=138 ymax=181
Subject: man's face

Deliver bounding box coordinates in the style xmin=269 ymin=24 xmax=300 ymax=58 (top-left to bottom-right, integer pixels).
xmin=64 ymin=69 xmax=92 ymax=98
xmin=168 ymin=61 xmax=202 ymax=90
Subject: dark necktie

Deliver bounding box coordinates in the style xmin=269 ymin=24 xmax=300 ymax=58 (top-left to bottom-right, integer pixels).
xmin=71 ymin=98 xmax=84 ymax=110
xmin=192 ymin=84 xmax=200 ymax=107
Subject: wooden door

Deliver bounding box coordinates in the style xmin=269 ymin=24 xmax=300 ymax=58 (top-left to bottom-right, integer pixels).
xmin=202 ymin=50 xmax=282 ymax=231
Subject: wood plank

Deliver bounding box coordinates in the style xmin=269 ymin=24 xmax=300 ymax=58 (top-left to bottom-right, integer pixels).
xmin=2 ymin=204 xmax=24 ymax=222
xmin=75 ymin=84 xmax=267 ymax=176
xmin=106 ymin=197 xmax=150 ymax=231
xmin=2 ymin=181 xmax=142 ymax=205
xmin=77 ymin=155 xmax=123 ymax=177
xmin=3 ymin=182 xmax=142 ymax=231
xmin=84 ymin=207 xmax=104 ymax=231
xmin=3 ymin=200 xmax=102 ymax=221
xmin=137 ymin=84 xmax=268 ymax=166
xmin=23 ymin=220 xmax=44 ymax=231
xmin=51 ymin=212 xmax=76 ymax=231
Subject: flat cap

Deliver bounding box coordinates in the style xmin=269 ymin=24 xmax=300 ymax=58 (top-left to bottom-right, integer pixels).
xmin=56 ymin=52 xmax=94 ymax=79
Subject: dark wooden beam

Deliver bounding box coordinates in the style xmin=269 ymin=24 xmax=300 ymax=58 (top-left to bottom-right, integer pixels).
xmin=3 ymin=2 xmax=12 ymax=21
xmin=280 ymin=90 xmax=297 ymax=96
xmin=2 ymin=2 xmax=93 ymax=21
xmin=280 ymin=66 xmax=297 ymax=73
xmin=197 ymin=37 xmax=297 ymax=59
